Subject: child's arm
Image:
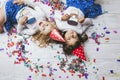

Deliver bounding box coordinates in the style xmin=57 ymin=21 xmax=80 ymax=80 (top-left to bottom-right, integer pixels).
xmin=17 ymin=16 xmax=28 ymax=34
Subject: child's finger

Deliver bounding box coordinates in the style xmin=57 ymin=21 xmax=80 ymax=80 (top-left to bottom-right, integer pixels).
xmin=13 ymin=0 xmax=19 ymax=4
xmin=24 ymin=16 xmax=28 ymax=21
xmin=23 ymin=16 xmax=28 ymax=23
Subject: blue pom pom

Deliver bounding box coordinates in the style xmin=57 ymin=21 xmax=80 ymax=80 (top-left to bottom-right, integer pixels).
xmin=27 ymin=17 xmax=36 ymax=24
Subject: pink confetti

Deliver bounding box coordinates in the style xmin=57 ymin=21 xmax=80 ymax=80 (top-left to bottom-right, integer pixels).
xmin=113 ymin=30 xmax=117 ymax=34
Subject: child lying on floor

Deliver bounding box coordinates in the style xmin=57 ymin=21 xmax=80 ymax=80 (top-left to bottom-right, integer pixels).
xmin=0 ymin=0 xmax=51 ymax=37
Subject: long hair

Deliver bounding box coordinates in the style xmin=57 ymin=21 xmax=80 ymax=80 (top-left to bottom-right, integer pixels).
xmin=62 ymin=32 xmax=88 ymax=55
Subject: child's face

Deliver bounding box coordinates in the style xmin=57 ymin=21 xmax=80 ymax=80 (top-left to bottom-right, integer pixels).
xmin=64 ymin=30 xmax=79 ymax=46
xmin=39 ymin=21 xmax=54 ymax=35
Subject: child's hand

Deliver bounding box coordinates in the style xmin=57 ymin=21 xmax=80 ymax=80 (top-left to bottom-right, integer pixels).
xmin=18 ymin=16 xmax=28 ymax=25
xmin=13 ymin=0 xmax=25 ymax=5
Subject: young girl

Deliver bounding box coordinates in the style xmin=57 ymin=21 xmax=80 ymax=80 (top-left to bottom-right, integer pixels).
xmin=53 ymin=7 xmax=92 ymax=61
xmin=0 ymin=0 xmax=51 ymax=36
xmin=62 ymin=30 xmax=88 ymax=55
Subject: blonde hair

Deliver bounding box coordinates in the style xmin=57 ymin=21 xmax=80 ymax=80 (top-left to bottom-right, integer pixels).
xmin=31 ymin=31 xmax=50 ymax=47
xmin=31 ymin=21 xmax=57 ymax=47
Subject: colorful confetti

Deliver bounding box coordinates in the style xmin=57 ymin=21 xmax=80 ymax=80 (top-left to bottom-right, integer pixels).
xmin=0 ymin=48 xmax=4 ymax=51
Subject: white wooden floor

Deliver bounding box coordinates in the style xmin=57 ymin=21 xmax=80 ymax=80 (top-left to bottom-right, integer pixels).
xmin=0 ymin=0 xmax=120 ymax=80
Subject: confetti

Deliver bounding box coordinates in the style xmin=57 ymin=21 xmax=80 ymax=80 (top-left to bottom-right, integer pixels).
xmin=102 ymin=76 xmax=105 ymax=80
xmin=53 ymin=68 xmax=57 ymax=71
xmin=105 ymin=38 xmax=110 ymax=42
xmin=105 ymin=30 xmax=110 ymax=34
xmin=42 ymin=74 xmax=47 ymax=77
xmin=113 ymin=30 xmax=117 ymax=34
xmin=93 ymin=59 xmax=96 ymax=63
xmin=78 ymin=74 xmax=81 ymax=78
xmin=69 ymin=70 xmax=75 ymax=73
xmin=103 ymin=27 xmax=107 ymax=30
xmin=66 ymin=76 xmax=69 ymax=78
xmin=96 ymin=48 xmax=99 ymax=51
xmin=61 ymin=68 xmax=66 ymax=73
xmin=58 ymin=55 xmax=62 ymax=60
xmin=110 ymin=70 xmax=114 ymax=74
xmin=84 ymin=73 xmax=88 ymax=79
xmin=117 ymin=59 xmax=120 ymax=62
xmin=27 ymin=76 xmax=32 ymax=80
xmin=0 ymin=48 xmax=4 ymax=51
xmin=59 ymin=76 xmax=62 ymax=78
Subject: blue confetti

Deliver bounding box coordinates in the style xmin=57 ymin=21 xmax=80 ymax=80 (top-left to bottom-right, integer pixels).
xmin=110 ymin=70 xmax=114 ymax=74
xmin=117 ymin=59 xmax=120 ymax=62
xmin=103 ymin=27 xmax=107 ymax=30
xmin=106 ymin=31 xmax=110 ymax=34
xmin=84 ymin=73 xmax=88 ymax=79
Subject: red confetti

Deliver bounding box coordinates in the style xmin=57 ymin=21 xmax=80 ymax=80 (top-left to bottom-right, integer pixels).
xmin=69 ymin=70 xmax=75 ymax=73
xmin=61 ymin=69 xmax=66 ymax=73
xmin=14 ymin=61 xmax=20 ymax=64
xmin=42 ymin=74 xmax=47 ymax=77
xmin=94 ymin=59 xmax=96 ymax=63
xmin=78 ymin=74 xmax=81 ymax=78
xmin=102 ymin=76 xmax=105 ymax=80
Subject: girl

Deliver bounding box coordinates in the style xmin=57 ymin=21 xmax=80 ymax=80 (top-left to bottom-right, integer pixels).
xmin=62 ymin=30 xmax=88 ymax=56
xmin=0 ymin=0 xmax=51 ymax=36
xmin=14 ymin=0 xmax=53 ymax=36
